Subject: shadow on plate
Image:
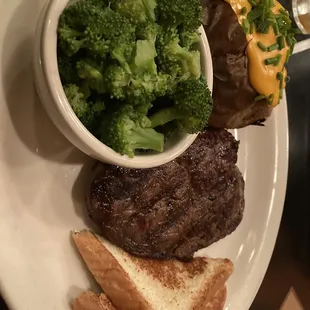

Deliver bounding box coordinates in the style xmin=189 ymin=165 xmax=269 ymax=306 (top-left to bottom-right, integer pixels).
xmin=0 ymin=0 xmax=85 ymax=165
xmin=71 ymin=160 xmax=101 ymax=232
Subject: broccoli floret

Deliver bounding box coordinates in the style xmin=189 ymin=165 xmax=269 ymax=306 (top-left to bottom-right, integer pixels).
xmin=110 ymin=31 xmax=136 ymax=74
xmin=104 ymin=39 xmax=169 ymax=105
xmin=180 ymin=30 xmax=200 ymax=49
xmin=100 ymin=105 xmax=164 ymax=157
xmin=59 ymin=2 xmax=136 ymax=63
xmin=76 ymin=60 xmax=106 ymax=94
xmin=113 ymin=0 xmax=156 ymax=24
xmin=156 ymin=27 xmax=201 ymax=83
xmin=104 ymin=64 xmax=130 ymax=99
xmin=106 ymin=37 xmax=169 ymax=105
xmin=156 ymin=0 xmax=203 ymax=31
xmin=63 ymin=84 xmax=105 ymax=129
xmin=57 ymin=25 xmax=86 ymax=56
xmin=149 ymin=77 xmax=213 ymax=133
xmin=57 ymin=54 xmax=79 ymax=84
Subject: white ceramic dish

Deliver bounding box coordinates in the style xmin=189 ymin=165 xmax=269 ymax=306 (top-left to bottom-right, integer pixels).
xmin=33 ymin=0 xmax=213 ymax=169
xmin=0 ymin=0 xmax=294 ymax=309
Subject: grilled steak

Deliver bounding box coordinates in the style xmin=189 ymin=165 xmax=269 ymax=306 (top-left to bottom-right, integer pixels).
xmin=87 ymin=129 xmax=245 ymax=261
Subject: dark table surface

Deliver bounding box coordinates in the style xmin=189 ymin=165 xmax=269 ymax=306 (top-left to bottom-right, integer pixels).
xmin=1 ymin=2 xmax=310 ymax=310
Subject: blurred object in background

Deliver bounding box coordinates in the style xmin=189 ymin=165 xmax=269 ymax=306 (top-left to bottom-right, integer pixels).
xmin=293 ymin=0 xmax=310 ymax=33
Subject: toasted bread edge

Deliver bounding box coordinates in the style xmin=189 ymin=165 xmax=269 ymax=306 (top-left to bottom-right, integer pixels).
xmin=72 ymin=230 xmax=151 ymax=310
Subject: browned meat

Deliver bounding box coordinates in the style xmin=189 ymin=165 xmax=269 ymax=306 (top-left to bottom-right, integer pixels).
xmin=201 ymin=0 xmax=272 ymax=128
xmin=87 ymin=129 xmax=245 ymax=261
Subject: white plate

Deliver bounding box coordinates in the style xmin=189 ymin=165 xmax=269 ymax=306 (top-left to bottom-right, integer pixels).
xmin=0 ymin=0 xmax=288 ymax=309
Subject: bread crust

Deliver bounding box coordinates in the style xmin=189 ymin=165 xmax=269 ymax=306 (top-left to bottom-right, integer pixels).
xmin=72 ymin=291 xmax=116 ymax=310
xmin=72 ymin=231 xmax=152 ymax=310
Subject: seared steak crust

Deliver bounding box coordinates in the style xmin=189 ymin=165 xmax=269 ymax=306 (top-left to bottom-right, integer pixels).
xmin=88 ymin=129 xmax=245 ymax=261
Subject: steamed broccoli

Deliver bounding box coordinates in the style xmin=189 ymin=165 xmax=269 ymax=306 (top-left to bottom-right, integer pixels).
xmin=58 ymin=0 xmax=210 ymax=157
xmin=57 ymin=54 xmax=79 ymax=84
xmin=100 ymin=105 xmax=164 ymax=157
xmin=63 ymin=84 xmax=105 ymax=129
xmin=76 ymin=59 xmax=106 ymax=94
xmin=149 ymin=77 xmax=213 ymax=133
xmin=113 ymin=0 xmax=156 ymax=24
xmin=155 ymin=0 xmax=203 ymax=31
xmin=180 ymin=30 xmax=201 ymax=49
xmin=105 ymin=37 xmax=169 ymax=105
xmin=156 ymin=26 xmax=201 ymax=83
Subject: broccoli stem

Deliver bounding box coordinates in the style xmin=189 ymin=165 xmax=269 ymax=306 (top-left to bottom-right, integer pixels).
xmin=149 ymin=107 xmax=182 ymax=128
xmin=129 ymin=127 xmax=164 ymax=152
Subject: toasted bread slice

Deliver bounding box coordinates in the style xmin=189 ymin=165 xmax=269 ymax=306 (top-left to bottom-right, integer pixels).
xmin=72 ymin=230 xmax=233 ymax=310
xmin=72 ymin=291 xmax=116 ymax=310
xmin=72 ymin=287 xmax=226 ymax=310
xmin=206 ymin=287 xmax=227 ymax=310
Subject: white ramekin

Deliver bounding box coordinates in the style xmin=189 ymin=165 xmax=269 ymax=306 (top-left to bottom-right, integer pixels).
xmin=33 ymin=0 xmax=213 ymax=168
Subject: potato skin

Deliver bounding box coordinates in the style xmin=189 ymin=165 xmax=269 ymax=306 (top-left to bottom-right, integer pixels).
xmin=201 ymin=0 xmax=272 ymax=129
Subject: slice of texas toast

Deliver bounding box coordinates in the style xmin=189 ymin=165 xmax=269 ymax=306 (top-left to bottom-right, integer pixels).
xmin=72 ymin=230 xmax=233 ymax=310
xmin=72 ymin=291 xmax=116 ymax=310
xmin=206 ymin=287 xmax=227 ymax=310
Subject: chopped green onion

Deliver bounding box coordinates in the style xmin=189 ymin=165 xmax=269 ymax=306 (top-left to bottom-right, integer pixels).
xmin=286 ymin=35 xmax=294 ymax=46
xmin=277 ymin=72 xmax=284 ymax=89
xmin=257 ymin=41 xmax=267 ymax=51
xmin=240 ymin=7 xmax=247 ymax=15
xmin=247 ymin=8 xmax=261 ymax=22
xmin=243 ymin=18 xmax=250 ymax=33
xmin=273 ymin=23 xmax=280 ymax=35
xmin=268 ymin=93 xmax=274 ymax=104
xmin=277 ymin=35 xmax=285 ymax=50
xmin=279 ymin=89 xmax=283 ymax=100
xmin=267 ymin=0 xmax=275 ymax=8
xmin=285 ymin=50 xmax=290 ymax=63
xmin=279 ymin=8 xmax=289 ymax=16
xmin=267 ymin=43 xmax=279 ymax=51
xmin=276 ymin=72 xmax=283 ymax=80
xmin=264 ymin=54 xmax=282 ymax=66
xmin=255 ymin=94 xmax=266 ymax=101
xmin=262 ymin=22 xmax=271 ymax=33
xmin=250 ymin=22 xmax=255 ymax=34
xmin=290 ymin=28 xmax=302 ymax=34
xmin=248 ymin=0 xmax=257 ymax=6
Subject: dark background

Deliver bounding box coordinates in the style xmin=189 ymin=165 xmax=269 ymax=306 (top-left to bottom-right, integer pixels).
xmin=1 ymin=1 xmax=310 ymax=310
xmin=250 ymin=46 xmax=310 ymax=309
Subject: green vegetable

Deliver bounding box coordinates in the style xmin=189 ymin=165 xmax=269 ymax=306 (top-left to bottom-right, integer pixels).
xmin=57 ymin=0 xmax=212 ymax=157
xmin=257 ymin=41 xmax=267 ymax=52
xmin=242 ymin=18 xmax=250 ymax=33
xmin=76 ymin=59 xmax=106 ymax=94
xmin=249 ymin=22 xmax=255 ymax=34
xmin=63 ymin=84 xmax=105 ymax=130
xmin=267 ymin=43 xmax=279 ymax=51
xmin=149 ymin=77 xmax=213 ymax=133
xmin=255 ymin=94 xmax=266 ymax=101
xmin=156 ymin=26 xmax=201 ymax=83
xmin=100 ymin=105 xmax=164 ymax=157
xmin=155 ymin=0 xmax=203 ymax=31
xmin=264 ymin=54 xmax=282 ymax=66
xmin=268 ymin=93 xmax=274 ymax=104
xmin=277 ymin=35 xmax=285 ymax=50
xmin=240 ymin=7 xmax=248 ymax=15
xmin=179 ymin=31 xmax=201 ymax=49
xmin=277 ymin=72 xmax=284 ymax=89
